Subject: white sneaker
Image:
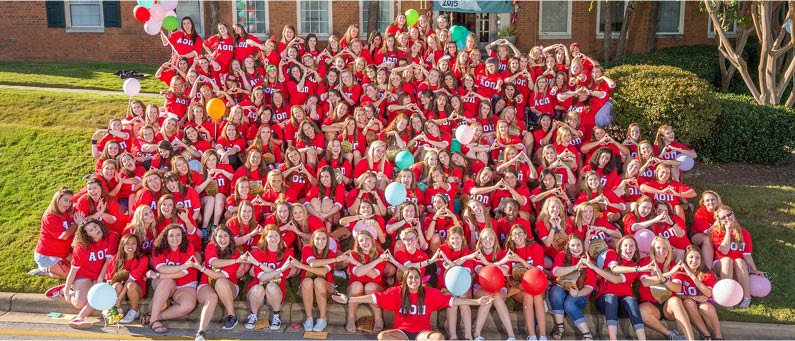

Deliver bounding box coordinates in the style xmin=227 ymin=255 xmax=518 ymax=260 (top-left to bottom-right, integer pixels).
xmin=244 ymin=313 xmax=257 ymax=330
xmin=303 ymin=317 xmax=314 ymax=331
xmin=120 ymin=309 xmax=138 ymax=324
xmin=269 ymin=314 xmax=282 ymax=330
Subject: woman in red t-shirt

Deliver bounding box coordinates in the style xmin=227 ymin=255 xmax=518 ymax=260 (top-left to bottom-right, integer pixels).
xmin=33 ymin=187 xmax=82 ymax=281
xmin=306 ymin=166 xmax=345 ymax=230
xmin=105 ymin=234 xmax=149 ymax=323
xmin=639 ymin=164 xmax=696 ymax=221
xmin=676 ymin=245 xmax=723 ymax=340
xmin=123 ymin=205 xmax=157 ymax=255
xmin=435 ymin=227 xmax=475 ymax=339
xmin=63 ymin=219 xmax=118 ymax=328
xmin=246 ymin=225 xmax=296 ymax=330
xmin=343 ymin=230 xmax=387 ymax=332
xmin=293 ymin=229 xmax=338 ymax=332
xmin=149 ymin=224 xmax=200 ymax=334
xmin=198 ymin=150 xmax=234 ymax=230
xmin=226 ymin=201 xmax=263 ymax=253
xmin=195 ymin=225 xmax=243 ymax=336
xmin=690 ymin=191 xmax=722 ymax=266
xmin=712 ymin=205 xmax=764 ymax=309
xmin=504 ymin=225 xmax=547 ymax=340
xmin=353 ymin=141 xmax=394 ymax=191
xmin=548 ymin=235 xmax=598 ymax=340
xmin=333 ymin=267 xmax=489 ymax=341
xmin=469 ymin=227 xmax=515 ymax=340
xmin=575 ymin=171 xmax=626 ymax=222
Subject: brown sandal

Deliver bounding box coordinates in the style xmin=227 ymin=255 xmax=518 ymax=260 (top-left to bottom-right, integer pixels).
xmin=150 ymin=320 xmax=168 ymax=334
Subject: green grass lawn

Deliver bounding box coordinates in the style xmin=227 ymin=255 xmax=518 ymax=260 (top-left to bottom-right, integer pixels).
xmin=1 ymin=88 xmax=793 ymax=325
xmin=0 ymin=61 xmax=163 ymax=93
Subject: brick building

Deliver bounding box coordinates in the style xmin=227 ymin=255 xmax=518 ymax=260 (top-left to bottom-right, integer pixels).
xmin=0 ymin=1 xmax=724 ymax=64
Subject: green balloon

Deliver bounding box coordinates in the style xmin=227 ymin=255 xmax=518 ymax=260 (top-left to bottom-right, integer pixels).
xmin=162 ymin=16 xmax=179 ymax=31
xmin=238 ymin=10 xmax=246 ymax=19
xmin=405 ymin=9 xmax=419 ymax=26
xmin=237 ymin=1 xmax=245 ymax=10
xmin=451 ymin=25 xmax=467 ymax=42
xmin=451 ymin=139 xmax=461 ymax=153
xmin=395 ymin=151 xmax=415 ymax=170
xmin=417 ymin=183 xmax=427 ymax=191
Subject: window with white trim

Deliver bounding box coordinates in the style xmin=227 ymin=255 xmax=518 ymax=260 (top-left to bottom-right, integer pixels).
xmin=597 ymin=1 xmax=626 ymax=39
xmin=176 ymin=0 xmax=205 ymax=36
xmin=539 ymin=0 xmax=572 ymax=40
xmin=66 ymin=0 xmax=102 ymax=31
xmin=656 ymin=0 xmax=684 ymax=35
xmin=708 ymin=19 xmax=737 ymax=38
xmin=235 ymin=0 xmax=270 ymax=37
xmin=298 ymin=0 xmax=332 ymax=35
xmin=361 ymin=0 xmax=393 ymax=37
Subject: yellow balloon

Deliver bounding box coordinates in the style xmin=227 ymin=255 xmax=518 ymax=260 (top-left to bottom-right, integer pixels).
xmin=206 ymin=98 xmax=226 ymax=121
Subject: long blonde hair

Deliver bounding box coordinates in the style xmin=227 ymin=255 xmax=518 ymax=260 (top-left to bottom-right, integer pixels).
xmin=715 ymin=205 xmax=743 ymax=243
xmin=127 ymin=205 xmax=157 ymax=244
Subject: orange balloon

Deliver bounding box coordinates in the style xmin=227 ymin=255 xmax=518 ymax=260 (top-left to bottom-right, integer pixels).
xmin=206 ymin=98 xmax=226 ymax=121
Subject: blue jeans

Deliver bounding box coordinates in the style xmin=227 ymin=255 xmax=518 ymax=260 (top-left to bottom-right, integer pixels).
xmin=549 ymin=285 xmax=589 ymax=325
xmin=596 ymin=294 xmax=645 ymax=331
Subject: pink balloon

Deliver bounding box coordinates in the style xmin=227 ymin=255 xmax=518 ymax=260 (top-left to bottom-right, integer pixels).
xmin=713 ymin=279 xmax=744 ymax=307
xmin=749 ymin=275 xmax=771 ymax=297
xmin=144 ymin=19 xmax=162 ymax=35
xmin=634 ymin=229 xmax=654 ymax=253
xmin=160 ymin=0 xmax=178 ymax=11
xmin=149 ymin=4 xmax=166 ymax=20
xmin=455 ymin=125 xmax=474 ymax=144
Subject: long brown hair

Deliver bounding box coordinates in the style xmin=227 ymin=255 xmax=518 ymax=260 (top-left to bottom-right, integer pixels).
xmin=73 ymin=219 xmax=109 ymax=248
xmin=504 ymin=224 xmax=535 ymax=251
xmin=211 ymin=224 xmax=238 ymax=260
xmin=615 ymin=235 xmax=640 ymax=264
xmin=399 ymin=267 xmax=425 ymax=316
xmin=352 ymin=230 xmax=380 ymax=261
xmin=113 ymin=234 xmax=142 ymax=273
xmin=153 ymin=224 xmax=191 ymax=255
xmin=44 ymin=186 xmax=74 ymax=219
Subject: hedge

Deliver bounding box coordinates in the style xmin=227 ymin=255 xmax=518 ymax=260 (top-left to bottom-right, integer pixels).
xmin=605 ymin=64 xmax=721 ymax=149
xmin=607 ymin=44 xmax=754 ymax=95
xmin=701 ymin=93 xmax=795 ymax=165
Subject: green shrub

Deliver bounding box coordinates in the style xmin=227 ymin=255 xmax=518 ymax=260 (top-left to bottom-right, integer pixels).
xmin=608 ymin=44 xmax=751 ymax=95
xmin=605 ymin=64 xmax=721 ymax=150
xmin=701 ymin=93 xmax=795 ymax=165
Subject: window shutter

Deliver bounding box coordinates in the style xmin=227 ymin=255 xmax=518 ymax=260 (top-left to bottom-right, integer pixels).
xmin=45 ymin=1 xmax=65 ymax=28
xmin=103 ymin=1 xmax=121 ymax=27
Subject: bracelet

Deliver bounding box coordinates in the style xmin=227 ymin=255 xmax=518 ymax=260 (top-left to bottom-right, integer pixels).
xmin=662 ymin=276 xmax=670 ymax=284
xmin=634 ymin=266 xmax=639 ymax=272
xmin=200 ymin=266 xmax=206 ymax=273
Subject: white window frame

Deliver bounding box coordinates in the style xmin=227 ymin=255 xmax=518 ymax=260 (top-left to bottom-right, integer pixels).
xmin=176 ymin=0 xmax=205 ymax=37
xmin=707 ymin=17 xmax=738 ymax=38
xmin=656 ymin=0 xmax=685 ymax=36
xmin=232 ymin=0 xmax=270 ymax=39
xmin=359 ymin=0 xmax=394 ymax=39
xmin=596 ymin=0 xmax=626 ymax=40
xmin=539 ymin=0 xmax=572 ymax=40
xmin=296 ymin=0 xmax=334 ymax=38
xmin=65 ymin=0 xmax=104 ymax=33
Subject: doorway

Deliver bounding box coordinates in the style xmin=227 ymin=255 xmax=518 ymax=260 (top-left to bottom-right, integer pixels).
xmin=436 ymin=12 xmax=509 ymax=49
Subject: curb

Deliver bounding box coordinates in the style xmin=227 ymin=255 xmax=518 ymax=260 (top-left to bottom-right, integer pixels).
xmin=5 ymin=293 xmax=794 ymax=339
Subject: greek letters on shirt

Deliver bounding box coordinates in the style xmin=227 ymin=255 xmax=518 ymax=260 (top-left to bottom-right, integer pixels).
xmin=384 ymin=56 xmax=398 ymax=65
xmin=88 ymin=248 xmax=110 ymax=262
xmin=118 ymin=140 xmax=128 ymax=151
xmin=141 ymin=240 xmax=154 ymax=251
xmin=627 ymin=186 xmax=640 ymax=196
xmin=177 ymin=38 xmax=195 ymax=46
xmin=513 ymin=78 xmax=528 ymax=88
xmin=398 ymin=304 xmax=427 ymax=316
xmin=471 ymin=193 xmax=489 ymax=205
xmin=640 ymin=168 xmax=655 ymax=178
xmin=175 ymin=97 xmax=190 ymax=105
xmin=729 ymin=241 xmax=747 ymax=252
xmin=217 ymin=43 xmax=234 ymax=52
xmin=479 ymin=78 xmax=499 ymax=90
xmin=291 ymin=174 xmax=307 ymax=184
xmin=215 ymin=177 xmax=226 ymax=188
xmin=534 ymin=97 xmax=551 ymax=108
xmin=658 ymin=226 xmax=678 ymax=240
xmin=682 ymin=282 xmax=698 ymax=296
xmin=653 ymin=193 xmax=675 ymax=202
xmin=273 ymin=110 xmax=289 ymax=123
xmin=175 ymin=199 xmax=193 ymax=209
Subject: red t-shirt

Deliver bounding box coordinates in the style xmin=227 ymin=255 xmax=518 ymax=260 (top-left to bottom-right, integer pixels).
xmin=673 ymin=272 xmax=716 ymax=298
xmin=596 ymin=250 xmax=641 ymax=298
xmin=35 ymin=213 xmax=75 ymax=258
xmin=104 ymin=254 xmax=149 ymax=295
xmin=349 ymin=250 xmax=386 ymax=285
xmin=152 ymin=244 xmax=198 ymax=287
xmin=552 ymin=251 xmax=598 ymax=291
xmin=71 ymin=232 xmax=119 ymax=280
xmin=202 ymin=243 xmax=241 ymax=286
xmin=372 ymin=286 xmax=454 ymax=333
xmin=300 ymin=244 xmax=336 ymax=283
xmin=712 ymin=227 xmax=753 ymax=260
xmin=394 ymin=248 xmax=429 ymax=277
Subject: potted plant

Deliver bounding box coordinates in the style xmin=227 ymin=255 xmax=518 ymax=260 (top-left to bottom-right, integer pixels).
xmin=498 ymin=26 xmax=517 ymax=44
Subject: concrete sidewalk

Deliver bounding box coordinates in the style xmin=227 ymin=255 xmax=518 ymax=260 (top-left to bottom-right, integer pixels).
xmin=2 ymin=292 xmax=792 ymax=340
xmin=0 ymin=84 xmax=159 ymax=97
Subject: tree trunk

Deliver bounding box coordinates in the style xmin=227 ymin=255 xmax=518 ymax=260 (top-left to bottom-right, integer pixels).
xmin=208 ymin=1 xmax=220 ymax=35
xmin=616 ymin=2 xmax=634 ymax=58
xmin=367 ymin=0 xmax=380 ymax=34
xmin=604 ymin=0 xmax=614 ymax=65
xmin=719 ymin=27 xmax=751 ymax=92
xmin=646 ymin=1 xmax=659 ymax=53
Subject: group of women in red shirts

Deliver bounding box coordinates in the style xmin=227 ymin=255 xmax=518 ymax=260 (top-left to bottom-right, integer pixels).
xmin=31 ymin=12 xmax=766 ymax=341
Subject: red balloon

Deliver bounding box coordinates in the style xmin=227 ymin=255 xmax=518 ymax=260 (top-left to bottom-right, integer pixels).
xmin=477 ymin=265 xmax=505 ymax=293
xmin=521 ymin=267 xmax=548 ymax=295
xmin=133 ymin=5 xmax=150 ymax=23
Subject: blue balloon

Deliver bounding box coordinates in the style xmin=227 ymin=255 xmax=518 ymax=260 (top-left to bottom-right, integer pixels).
xmin=395 ymin=150 xmax=414 ymax=170
xmin=137 ymin=0 xmax=154 ymax=9
xmin=456 ymin=39 xmax=466 ymax=51
xmin=417 ymin=183 xmax=427 ymax=191
xmin=188 ymin=160 xmax=202 ymax=172
xmin=385 ymin=182 xmax=407 ymax=206
xmin=87 ymin=283 xmax=117 ymax=311
xmin=445 ymin=266 xmax=472 ymax=296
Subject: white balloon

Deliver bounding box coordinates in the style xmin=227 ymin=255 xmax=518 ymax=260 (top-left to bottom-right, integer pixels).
xmin=676 ymin=154 xmax=694 ymax=172
xmin=123 ymin=78 xmax=141 ymax=97
xmin=144 ymin=19 xmax=161 ymax=35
